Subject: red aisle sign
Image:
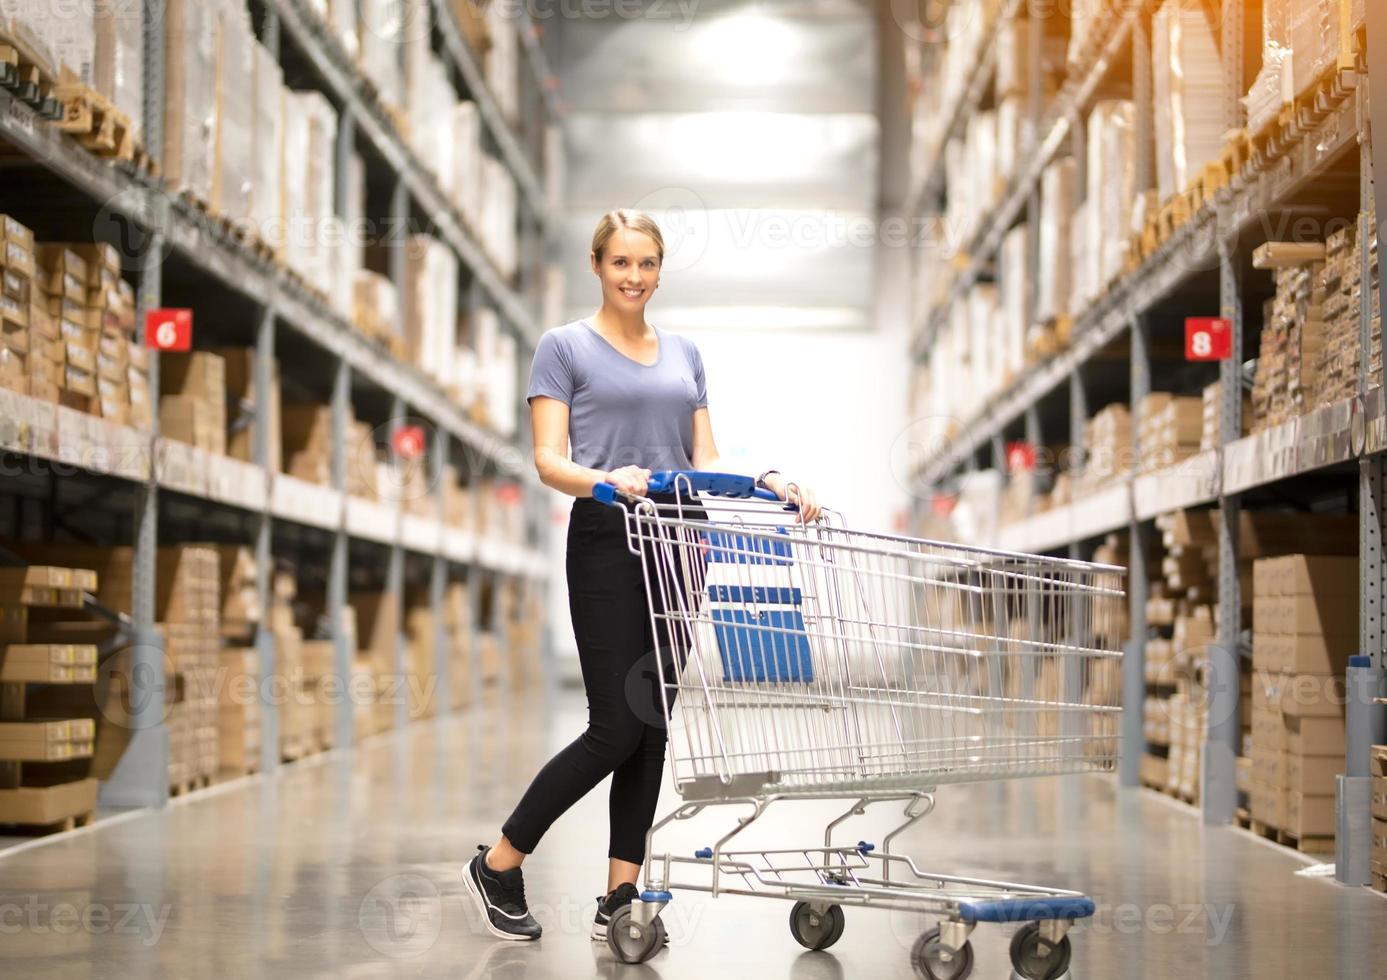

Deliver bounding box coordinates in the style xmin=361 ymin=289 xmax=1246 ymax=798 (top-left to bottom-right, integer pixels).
xmin=392 ymin=425 xmax=425 ymax=460
xmin=1185 ymin=317 xmax=1232 ymax=361
xmin=1006 ymin=441 xmax=1037 ymax=473
xmin=144 ymin=309 xmax=192 ymax=351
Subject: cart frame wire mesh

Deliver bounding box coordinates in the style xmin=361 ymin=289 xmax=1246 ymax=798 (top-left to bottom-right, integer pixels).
xmin=595 ymin=473 xmax=1125 ymax=972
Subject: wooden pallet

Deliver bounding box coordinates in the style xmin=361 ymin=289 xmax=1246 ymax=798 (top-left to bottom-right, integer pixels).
xmin=0 ymin=808 xmax=94 ymax=836
xmin=169 ymin=773 xmax=212 ymax=798
xmin=1247 ymin=818 xmax=1335 ymax=855
xmin=54 ymin=79 xmax=135 ymax=160
xmin=1157 ymin=193 xmax=1193 ymax=242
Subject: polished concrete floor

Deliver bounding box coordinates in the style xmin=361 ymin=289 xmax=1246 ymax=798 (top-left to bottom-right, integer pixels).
xmin=0 ymin=685 xmax=1383 ymax=979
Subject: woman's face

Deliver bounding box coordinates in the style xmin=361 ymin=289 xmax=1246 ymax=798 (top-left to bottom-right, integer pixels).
xmin=592 ymin=230 xmax=661 ymax=314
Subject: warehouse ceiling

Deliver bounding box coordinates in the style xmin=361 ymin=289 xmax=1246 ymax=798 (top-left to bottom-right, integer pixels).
xmin=555 ymin=0 xmax=881 ymax=331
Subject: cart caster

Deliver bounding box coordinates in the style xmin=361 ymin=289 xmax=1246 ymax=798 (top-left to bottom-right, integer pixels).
xmin=1009 ymin=922 xmax=1072 ymax=980
xmin=911 ymin=926 xmax=974 ymax=980
xmin=788 ymin=902 xmax=845 ymax=950
xmin=606 ymin=906 xmax=664 ymax=964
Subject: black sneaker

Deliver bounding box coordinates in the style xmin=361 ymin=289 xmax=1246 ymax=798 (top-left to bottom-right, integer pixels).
xmin=464 ymin=845 xmax=542 ymax=941
xmin=592 ymin=883 xmax=669 ymax=945
xmin=591 ymin=883 xmax=640 ymax=941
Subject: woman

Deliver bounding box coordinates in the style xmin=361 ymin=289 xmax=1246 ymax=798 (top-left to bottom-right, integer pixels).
xmin=463 ymin=209 xmax=821 ymax=942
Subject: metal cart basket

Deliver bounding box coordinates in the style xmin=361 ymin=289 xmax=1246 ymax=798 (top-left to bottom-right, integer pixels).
xmin=593 ymin=471 xmax=1125 ymax=980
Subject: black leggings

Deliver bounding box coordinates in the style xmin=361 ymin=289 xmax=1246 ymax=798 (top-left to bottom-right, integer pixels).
xmin=502 ymin=494 xmax=703 ymax=864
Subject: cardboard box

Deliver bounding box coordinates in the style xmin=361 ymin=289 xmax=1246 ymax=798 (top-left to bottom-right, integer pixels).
xmin=1285 ymin=752 xmax=1341 ymax=797
xmin=1285 ymin=713 xmax=1345 ymax=757
xmin=0 ymin=777 xmax=99 ymax=826
xmin=159 ymin=394 xmax=225 ymax=454
xmin=1285 ymin=790 xmax=1336 ymax=838
xmin=214 ymin=346 xmax=281 ymax=471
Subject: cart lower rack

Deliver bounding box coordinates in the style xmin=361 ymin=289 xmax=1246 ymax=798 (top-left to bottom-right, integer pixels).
xmin=593 ymin=471 xmax=1125 ymax=979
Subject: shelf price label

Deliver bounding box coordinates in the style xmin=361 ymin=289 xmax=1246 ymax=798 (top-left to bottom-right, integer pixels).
xmin=1185 ymin=317 xmax=1232 ymax=361
xmin=392 ymin=425 xmax=425 ymax=461
xmin=1006 ymin=441 xmax=1037 ymax=473
xmin=145 ymin=309 xmax=193 ymax=351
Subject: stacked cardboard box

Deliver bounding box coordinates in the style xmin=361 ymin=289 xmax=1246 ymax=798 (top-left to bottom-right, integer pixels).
xmin=1252 ymin=281 xmax=1316 ymax=431
xmin=1078 ymin=404 xmax=1130 ymax=493
xmin=1249 ymin=555 xmax=1353 ymax=848
xmin=353 ymin=271 xmax=402 ymax=352
xmin=159 ymin=351 xmax=227 ymax=455
xmin=216 ymin=646 xmax=260 ymax=777
xmin=216 ymin=346 xmax=282 ymax=471
xmin=1137 ymin=393 xmax=1202 ymax=471
xmin=405 ymin=599 xmax=439 ymax=721
xmin=1312 ymin=212 xmax=1381 ymax=408
xmin=444 ymin=581 xmax=471 ymax=710
xmin=0 ymin=567 xmax=102 ymax=825
xmin=251 ymin=38 xmax=285 ymax=255
xmin=280 ymin=403 xmax=377 ymax=498
xmin=480 ymin=155 xmax=518 ymax=279
xmin=1287 ymin=0 xmax=1349 ymax=100
xmin=1200 ymin=380 xmax=1253 ymax=451
xmin=352 ymin=591 xmax=399 ymax=738
xmin=997 ymin=225 xmax=1029 ymax=388
xmin=1152 ymin=0 xmax=1225 ymax=201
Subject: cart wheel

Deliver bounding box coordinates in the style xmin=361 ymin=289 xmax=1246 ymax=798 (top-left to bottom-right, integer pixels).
xmin=653 ymin=914 xmax=668 ymax=948
xmin=788 ymin=902 xmax=845 ymax=950
xmin=606 ymin=906 xmax=662 ymax=964
xmin=911 ymin=927 xmax=974 ymax=980
xmin=1008 ymin=922 xmax=1072 ymax=980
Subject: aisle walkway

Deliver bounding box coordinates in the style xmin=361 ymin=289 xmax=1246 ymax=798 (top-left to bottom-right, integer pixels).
xmin=0 ymin=687 xmax=1383 ymax=978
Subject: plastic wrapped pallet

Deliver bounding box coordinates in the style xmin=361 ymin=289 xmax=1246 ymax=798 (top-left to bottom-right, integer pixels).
xmin=995 ymin=95 xmax=1032 ymax=187
xmin=965 ymin=111 xmax=999 ymax=233
xmin=999 ymin=224 xmax=1029 ymax=385
xmin=359 ymin=0 xmax=404 ymax=114
xmin=336 ymin=151 xmax=366 ymax=320
xmin=1036 ymin=157 xmax=1076 ymax=324
xmin=251 ymin=41 xmax=284 ymax=254
xmin=943 ymin=137 xmax=970 ymax=258
xmin=163 ymin=0 xmax=219 ymax=204
xmin=282 ymin=92 xmax=339 ymax=296
xmin=453 ymin=102 xmax=483 ymax=231
xmin=1288 ymin=0 xmax=1343 ymax=100
xmin=403 ymin=236 xmax=459 ymax=389
xmin=413 ymin=52 xmax=455 ymax=194
xmin=1153 ymin=0 xmax=1226 ymax=201
xmin=968 ymin=284 xmax=999 ymax=409
xmin=1069 ymin=198 xmax=1092 ymax=314
xmin=1087 ymin=101 xmax=1136 ymax=294
xmin=481 ymin=155 xmax=518 ymax=279
xmin=485 ymin=1 xmax=519 ymax=123
xmin=93 ymin=0 xmax=144 ymax=144
xmin=214 ymin=4 xmax=256 ymax=228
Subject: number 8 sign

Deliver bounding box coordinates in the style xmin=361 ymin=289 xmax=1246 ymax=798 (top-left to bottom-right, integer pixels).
xmin=1185 ymin=317 xmax=1231 ymax=361
xmin=145 ymin=309 xmax=193 ymax=351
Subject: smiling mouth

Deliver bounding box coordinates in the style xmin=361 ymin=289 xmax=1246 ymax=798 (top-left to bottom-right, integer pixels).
xmin=620 ymin=286 xmax=644 ymax=299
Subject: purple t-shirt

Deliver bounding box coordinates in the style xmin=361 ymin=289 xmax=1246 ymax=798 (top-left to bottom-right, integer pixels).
xmin=526 ymin=320 xmax=708 ymax=472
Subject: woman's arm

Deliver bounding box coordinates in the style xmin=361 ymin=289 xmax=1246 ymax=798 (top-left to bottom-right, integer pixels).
xmin=691 ymin=407 xmax=821 ymax=522
xmin=531 ymin=396 xmax=648 ymax=497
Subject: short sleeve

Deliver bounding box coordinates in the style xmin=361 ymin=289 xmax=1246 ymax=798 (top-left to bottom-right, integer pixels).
xmin=689 ymin=340 xmax=708 ymax=408
xmin=527 ymin=330 xmax=573 ymax=405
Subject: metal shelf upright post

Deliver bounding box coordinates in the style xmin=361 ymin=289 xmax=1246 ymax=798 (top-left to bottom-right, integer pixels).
xmin=253 ymin=301 xmax=280 ymax=775
xmin=1123 ymin=314 xmax=1151 ymax=788
xmin=1203 ymin=0 xmax=1248 ymax=826
xmin=1340 ymin=26 xmax=1387 ymax=882
xmin=100 ymin=0 xmax=170 ymax=809
xmin=430 ymin=435 xmax=451 ymax=714
xmin=329 ymin=356 xmax=353 ymax=750
xmin=387 ymin=396 xmax=408 ymax=733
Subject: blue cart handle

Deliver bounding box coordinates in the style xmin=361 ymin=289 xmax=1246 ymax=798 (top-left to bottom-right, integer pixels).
xmin=593 ymin=470 xmax=786 ymax=506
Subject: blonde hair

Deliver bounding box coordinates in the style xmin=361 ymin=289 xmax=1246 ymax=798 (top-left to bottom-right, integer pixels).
xmin=591 ymin=209 xmax=665 ymax=264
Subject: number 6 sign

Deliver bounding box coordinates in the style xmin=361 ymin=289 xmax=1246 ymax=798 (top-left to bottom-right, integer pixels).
xmin=145 ymin=309 xmax=193 ymax=351
xmin=1185 ymin=317 xmax=1231 ymax=361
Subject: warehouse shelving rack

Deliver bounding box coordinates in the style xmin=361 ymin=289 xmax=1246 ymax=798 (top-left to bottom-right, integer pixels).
xmin=907 ymin=1 xmax=1387 ymax=883
xmin=0 ymin=0 xmax=561 ymax=815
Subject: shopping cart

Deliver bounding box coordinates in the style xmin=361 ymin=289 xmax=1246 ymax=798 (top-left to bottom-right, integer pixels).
xmin=592 ymin=471 xmax=1125 ymax=980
